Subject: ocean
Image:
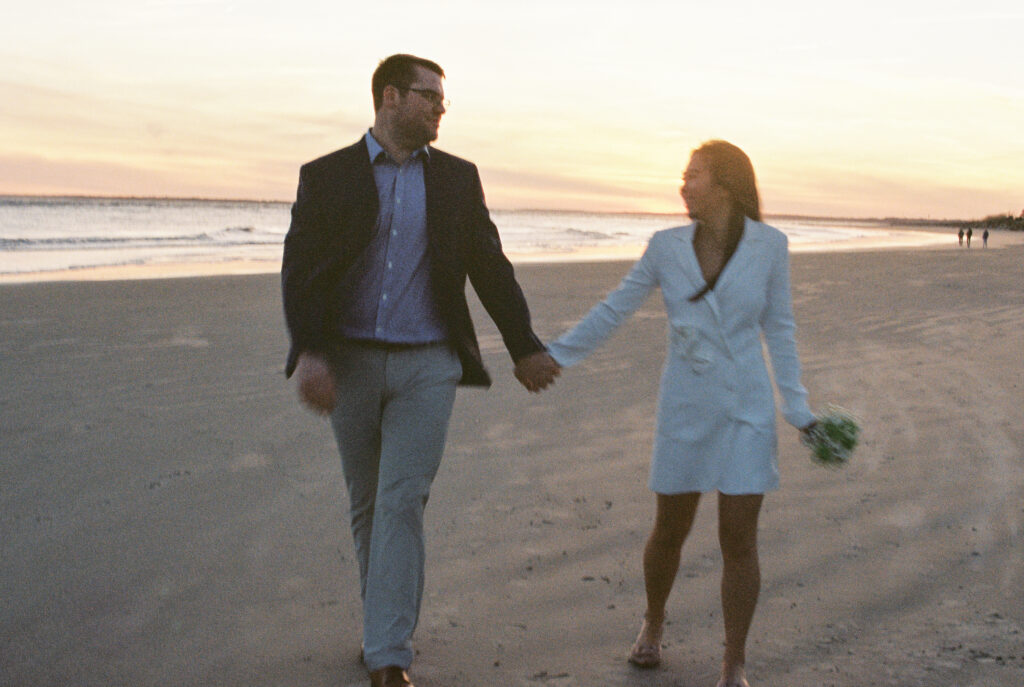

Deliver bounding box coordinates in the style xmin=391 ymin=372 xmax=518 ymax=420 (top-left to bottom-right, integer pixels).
xmin=0 ymin=196 xmax=953 ymax=277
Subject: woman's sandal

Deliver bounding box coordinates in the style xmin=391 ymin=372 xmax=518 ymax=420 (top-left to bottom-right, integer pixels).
xmin=627 ymin=616 xmax=663 ymax=668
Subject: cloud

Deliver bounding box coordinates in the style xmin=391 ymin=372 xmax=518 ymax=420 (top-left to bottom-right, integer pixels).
xmin=0 ymin=153 xmax=278 ymax=200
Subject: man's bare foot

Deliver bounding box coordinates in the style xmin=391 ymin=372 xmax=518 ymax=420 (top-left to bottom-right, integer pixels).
xmin=628 ymin=613 xmax=664 ymax=668
xmin=715 ymin=662 xmax=750 ymax=687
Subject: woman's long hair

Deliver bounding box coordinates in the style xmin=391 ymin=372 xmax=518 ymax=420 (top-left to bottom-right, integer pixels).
xmin=692 ymin=140 xmax=762 ymax=222
xmin=685 ymin=140 xmax=760 ymax=302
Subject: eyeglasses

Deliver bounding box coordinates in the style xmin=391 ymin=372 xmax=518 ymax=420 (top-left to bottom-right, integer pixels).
xmin=403 ymin=87 xmax=450 ymax=109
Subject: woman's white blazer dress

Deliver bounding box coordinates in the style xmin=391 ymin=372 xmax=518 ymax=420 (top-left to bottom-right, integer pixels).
xmin=548 ymin=219 xmax=815 ymax=495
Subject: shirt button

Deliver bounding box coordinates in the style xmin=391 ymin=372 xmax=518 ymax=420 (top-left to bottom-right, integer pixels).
xmin=392 ymin=230 xmax=398 ymax=237
xmin=387 ymin=261 xmax=393 ymax=269
xmin=382 ymin=293 xmax=388 ymax=301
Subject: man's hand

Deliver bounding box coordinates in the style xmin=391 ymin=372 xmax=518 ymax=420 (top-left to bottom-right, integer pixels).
xmin=295 ymin=352 xmax=336 ymax=415
xmin=514 ymin=351 xmax=561 ymax=393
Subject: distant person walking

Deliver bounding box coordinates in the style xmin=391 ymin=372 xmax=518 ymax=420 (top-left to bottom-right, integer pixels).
xmin=983 ymin=229 xmax=989 ymax=247
xmin=958 ymin=228 xmax=964 ymax=246
xmin=966 ymin=227 xmax=973 ymax=248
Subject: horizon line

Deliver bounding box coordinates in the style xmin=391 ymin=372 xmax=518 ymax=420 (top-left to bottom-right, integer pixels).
xmin=0 ymin=192 xmax=1005 ymax=225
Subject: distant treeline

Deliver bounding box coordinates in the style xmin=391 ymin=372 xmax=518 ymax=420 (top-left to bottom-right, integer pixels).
xmin=966 ymin=213 xmax=1024 ymax=231
xmin=880 ymin=213 xmax=1024 ymax=231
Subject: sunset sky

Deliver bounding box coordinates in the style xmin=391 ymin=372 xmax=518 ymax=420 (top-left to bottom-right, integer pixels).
xmin=2 ymin=1 xmax=1021 ymax=218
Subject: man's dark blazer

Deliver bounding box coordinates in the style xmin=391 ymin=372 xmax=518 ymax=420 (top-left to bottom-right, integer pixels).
xmin=282 ymin=137 xmax=545 ymax=387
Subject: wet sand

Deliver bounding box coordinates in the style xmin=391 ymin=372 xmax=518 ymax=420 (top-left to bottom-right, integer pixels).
xmin=1 ymin=244 xmax=1022 ymax=686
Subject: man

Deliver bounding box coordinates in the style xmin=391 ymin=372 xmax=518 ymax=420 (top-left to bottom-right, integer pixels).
xmin=281 ymin=54 xmax=559 ymax=687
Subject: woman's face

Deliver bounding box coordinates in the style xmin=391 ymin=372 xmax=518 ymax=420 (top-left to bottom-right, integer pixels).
xmin=680 ymin=153 xmax=726 ymax=222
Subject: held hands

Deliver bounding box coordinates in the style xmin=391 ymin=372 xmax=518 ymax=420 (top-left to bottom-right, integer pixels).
xmin=295 ymin=352 xmax=336 ymax=415
xmin=514 ymin=351 xmax=561 ymax=393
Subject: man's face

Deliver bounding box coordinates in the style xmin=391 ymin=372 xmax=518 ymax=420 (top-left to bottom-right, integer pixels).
xmin=393 ymin=66 xmax=447 ymax=148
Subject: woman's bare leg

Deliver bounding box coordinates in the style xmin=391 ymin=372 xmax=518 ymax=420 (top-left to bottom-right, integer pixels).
xmin=644 ymin=492 xmax=701 ymax=618
xmin=716 ymin=492 xmax=763 ymax=686
xmin=631 ymin=492 xmax=701 ymax=665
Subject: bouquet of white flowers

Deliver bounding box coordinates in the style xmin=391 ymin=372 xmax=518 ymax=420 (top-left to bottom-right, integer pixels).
xmin=802 ymin=405 xmax=860 ymax=467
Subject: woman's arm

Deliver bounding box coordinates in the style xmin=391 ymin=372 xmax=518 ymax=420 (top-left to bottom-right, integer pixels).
xmin=760 ymin=234 xmax=816 ymax=428
xmin=547 ymin=246 xmax=659 ymax=368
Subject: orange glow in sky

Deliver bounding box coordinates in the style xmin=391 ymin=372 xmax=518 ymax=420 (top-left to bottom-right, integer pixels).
xmin=2 ymin=1 xmax=1021 ymax=218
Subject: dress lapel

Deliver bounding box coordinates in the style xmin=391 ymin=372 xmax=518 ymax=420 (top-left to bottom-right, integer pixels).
xmin=670 ymin=224 xmax=707 ymax=296
xmin=670 ymin=223 xmax=726 ymax=321
xmin=674 ymin=217 xmax=761 ymax=321
xmin=709 ymin=217 xmax=751 ymax=295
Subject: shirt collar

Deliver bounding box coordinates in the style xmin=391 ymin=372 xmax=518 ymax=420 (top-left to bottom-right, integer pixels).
xmin=365 ymin=129 xmax=430 ymax=164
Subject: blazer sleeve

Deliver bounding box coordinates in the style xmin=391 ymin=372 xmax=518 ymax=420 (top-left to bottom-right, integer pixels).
xmin=281 ymin=165 xmax=327 ymax=377
xmin=547 ymin=244 xmax=659 ymax=367
xmin=461 ymin=166 xmax=546 ymax=361
xmin=759 ymin=234 xmax=816 ymax=428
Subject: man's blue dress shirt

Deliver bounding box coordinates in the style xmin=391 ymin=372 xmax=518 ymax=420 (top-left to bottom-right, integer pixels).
xmin=336 ymin=131 xmax=448 ymax=344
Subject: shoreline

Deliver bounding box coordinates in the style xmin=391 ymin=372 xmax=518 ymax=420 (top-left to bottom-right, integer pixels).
xmin=2 ymin=227 xmax=1017 ymax=285
xmin=5 ymin=193 xmax=1015 ymax=227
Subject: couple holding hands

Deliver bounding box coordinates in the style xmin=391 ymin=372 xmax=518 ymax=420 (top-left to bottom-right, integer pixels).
xmin=282 ymin=53 xmax=816 ymax=687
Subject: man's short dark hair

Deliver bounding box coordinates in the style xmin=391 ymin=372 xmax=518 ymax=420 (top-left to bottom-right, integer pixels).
xmin=372 ymin=54 xmax=445 ymax=112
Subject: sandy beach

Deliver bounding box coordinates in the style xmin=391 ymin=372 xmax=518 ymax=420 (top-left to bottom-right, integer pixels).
xmin=2 ymin=243 xmax=1022 ymax=686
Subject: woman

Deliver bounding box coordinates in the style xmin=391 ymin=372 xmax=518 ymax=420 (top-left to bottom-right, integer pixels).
xmin=547 ymin=141 xmax=816 ymax=687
